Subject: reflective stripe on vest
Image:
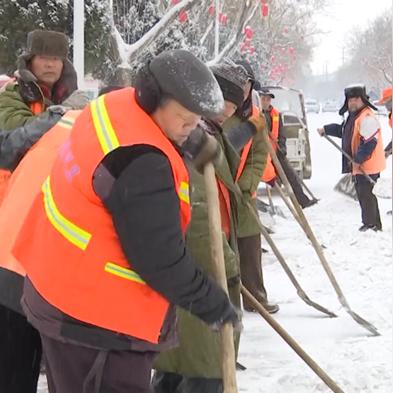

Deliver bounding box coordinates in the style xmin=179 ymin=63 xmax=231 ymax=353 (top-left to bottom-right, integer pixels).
xmin=351 ymin=107 xmax=386 ymax=175
xmin=0 ymin=111 xmax=80 ymax=277
xmin=42 ymin=177 xmax=92 ymax=250
xmin=13 ymin=88 xmax=191 ymax=343
xmin=91 ymin=95 xmax=120 ymax=154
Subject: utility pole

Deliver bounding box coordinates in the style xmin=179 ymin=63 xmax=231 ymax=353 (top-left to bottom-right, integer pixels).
xmin=214 ymin=0 xmax=220 ymax=58
xmin=73 ymin=0 xmax=85 ymax=89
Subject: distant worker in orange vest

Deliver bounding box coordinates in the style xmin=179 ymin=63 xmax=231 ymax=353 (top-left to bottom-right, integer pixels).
xmin=260 ymin=88 xmax=318 ymax=209
xmin=377 ymin=86 xmax=392 ymax=157
xmin=12 ymin=50 xmax=239 ymax=393
xmin=318 ymin=84 xmax=385 ymax=231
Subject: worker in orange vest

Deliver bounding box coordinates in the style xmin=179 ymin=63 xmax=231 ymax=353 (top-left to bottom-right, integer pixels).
xmin=260 ymin=89 xmax=318 ymax=208
xmin=12 ymin=50 xmax=239 ymax=393
xmin=377 ymin=86 xmax=392 ymax=157
xmin=0 ymin=107 xmax=70 ymax=393
xmin=318 ymin=84 xmax=385 ymax=231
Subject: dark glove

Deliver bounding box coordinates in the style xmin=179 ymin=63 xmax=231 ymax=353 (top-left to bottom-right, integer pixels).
xmin=183 ymin=124 xmax=221 ymax=172
xmin=226 ymin=122 xmax=257 ymax=153
xmin=209 ymin=302 xmax=242 ymax=332
xmin=266 ymin=177 xmax=277 ymax=187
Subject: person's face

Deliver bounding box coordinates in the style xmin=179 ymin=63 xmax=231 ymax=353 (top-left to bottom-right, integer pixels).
xmin=152 ymin=99 xmax=201 ymax=146
xmin=347 ymin=96 xmax=364 ymax=112
xmin=261 ymin=95 xmax=272 ymax=110
xmin=243 ymin=81 xmax=252 ymax=101
xmin=212 ymin=100 xmax=237 ymax=125
xmin=30 ymin=55 xmax=63 ymax=88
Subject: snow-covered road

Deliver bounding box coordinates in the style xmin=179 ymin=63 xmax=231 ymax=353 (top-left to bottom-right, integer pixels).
xmin=38 ymin=112 xmax=392 ymax=393
xmin=237 ymin=112 xmax=392 ymax=393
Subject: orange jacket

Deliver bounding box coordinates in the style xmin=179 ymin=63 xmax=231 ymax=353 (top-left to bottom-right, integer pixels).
xmin=0 ymin=111 xmax=80 ymax=276
xmin=13 ymin=88 xmax=191 ymax=344
xmin=352 ymin=107 xmax=385 ymax=175
xmin=261 ymin=107 xmax=280 ymax=183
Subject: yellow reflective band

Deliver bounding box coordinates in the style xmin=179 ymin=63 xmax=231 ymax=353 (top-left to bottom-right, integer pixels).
xmin=42 ymin=177 xmax=91 ymax=250
xmin=272 ymin=116 xmax=279 ymax=121
xmin=90 ymin=96 xmax=120 ymax=155
xmin=104 ymin=262 xmax=146 ymax=285
xmin=58 ymin=116 xmax=76 ymax=130
xmin=178 ymin=181 xmax=190 ymax=204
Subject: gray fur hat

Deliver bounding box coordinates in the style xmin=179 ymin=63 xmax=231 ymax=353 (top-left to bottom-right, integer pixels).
xmin=24 ymin=30 xmax=69 ymax=59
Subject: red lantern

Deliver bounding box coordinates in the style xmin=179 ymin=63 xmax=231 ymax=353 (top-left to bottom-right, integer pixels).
xmin=171 ymin=0 xmax=180 ymax=4
xmin=271 ymin=55 xmax=276 ymax=63
xmin=288 ymin=47 xmax=295 ymax=54
xmin=219 ymin=13 xmax=228 ymax=25
xmin=249 ymin=46 xmax=255 ymax=55
xmin=283 ymin=27 xmax=289 ymax=34
xmin=178 ymin=10 xmax=188 ymax=23
xmin=240 ymin=43 xmax=247 ymax=53
xmin=208 ymin=5 xmax=215 ymax=16
xmin=243 ymin=38 xmax=251 ymax=48
xmin=261 ymin=0 xmax=268 ymax=3
xmin=244 ymin=26 xmax=253 ymax=39
xmin=261 ymin=4 xmax=268 ymax=17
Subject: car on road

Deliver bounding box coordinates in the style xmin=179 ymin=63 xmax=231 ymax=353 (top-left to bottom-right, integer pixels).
xmin=305 ymin=98 xmax=320 ymax=113
xmin=321 ymin=100 xmax=340 ymax=112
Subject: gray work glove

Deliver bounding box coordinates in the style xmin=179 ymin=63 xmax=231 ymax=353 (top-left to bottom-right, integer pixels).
xmin=183 ymin=124 xmax=221 ymax=173
xmin=61 ymin=89 xmax=91 ymax=110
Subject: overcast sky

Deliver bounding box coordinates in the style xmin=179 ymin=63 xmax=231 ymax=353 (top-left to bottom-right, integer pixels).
xmin=311 ymin=0 xmax=392 ymax=75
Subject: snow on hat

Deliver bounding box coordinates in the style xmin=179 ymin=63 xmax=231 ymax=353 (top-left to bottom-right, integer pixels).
xmin=210 ymin=59 xmax=249 ymax=108
xmin=259 ymin=88 xmax=275 ymax=99
xmin=149 ymin=49 xmax=224 ymax=118
xmin=25 ymin=30 xmax=69 ymax=59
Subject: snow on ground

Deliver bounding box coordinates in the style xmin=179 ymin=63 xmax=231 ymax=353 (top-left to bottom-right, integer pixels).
xmin=38 ymin=112 xmax=392 ymax=393
xmin=237 ymin=112 xmax=392 ymax=393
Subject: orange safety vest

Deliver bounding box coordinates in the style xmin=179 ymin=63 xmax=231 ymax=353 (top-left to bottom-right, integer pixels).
xmin=236 ymin=105 xmax=261 ymax=182
xmin=0 ymin=111 xmax=80 ymax=277
xmin=261 ymin=107 xmax=280 ymax=183
xmin=13 ymin=88 xmax=191 ymax=344
xmin=0 ymin=101 xmax=46 ymax=204
xmin=351 ymin=107 xmax=385 ymax=175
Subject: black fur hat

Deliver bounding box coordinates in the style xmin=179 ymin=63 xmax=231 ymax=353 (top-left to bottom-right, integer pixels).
xmin=339 ymin=84 xmax=377 ymax=115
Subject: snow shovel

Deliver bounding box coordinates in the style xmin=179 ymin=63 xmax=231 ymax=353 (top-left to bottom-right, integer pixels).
xmin=203 ymin=162 xmax=237 ymax=393
xmin=334 ymin=174 xmax=358 ymax=200
xmin=266 ymin=185 xmax=286 ymax=218
xmin=266 ymin=132 xmax=380 ymax=336
xmin=323 ymin=134 xmax=376 ymax=200
xmin=241 ymin=286 xmax=344 ymax=393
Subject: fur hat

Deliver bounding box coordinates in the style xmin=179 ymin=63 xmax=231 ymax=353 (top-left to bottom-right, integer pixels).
xmin=339 ymin=84 xmax=377 ymax=115
xmin=24 ymin=30 xmax=69 ymax=59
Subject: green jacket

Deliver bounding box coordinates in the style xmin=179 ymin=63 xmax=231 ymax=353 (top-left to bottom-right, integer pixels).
xmin=0 ymin=83 xmax=40 ymax=130
xmin=223 ymin=114 xmax=268 ymax=238
xmin=154 ymin=122 xmax=241 ymax=378
xmin=0 ymin=56 xmax=77 ymax=130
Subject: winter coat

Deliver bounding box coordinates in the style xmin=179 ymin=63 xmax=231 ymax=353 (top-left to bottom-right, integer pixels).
xmin=154 ymin=120 xmax=241 ymax=379
xmin=0 ymin=108 xmax=63 ymax=171
xmin=223 ymin=114 xmax=268 ymax=238
xmin=0 ymin=55 xmax=77 ymax=130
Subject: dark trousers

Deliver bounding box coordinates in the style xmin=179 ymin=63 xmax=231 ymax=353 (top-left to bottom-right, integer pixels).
xmin=354 ymin=174 xmax=382 ymax=229
xmin=0 ymin=303 xmax=42 ymax=393
xmin=238 ymin=234 xmax=267 ymax=309
xmin=41 ymin=334 xmax=156 ymax=393
xmin=276 ymin=150 xmax=311 ymax=208
xmin=152 ymin=371 xmax=223 ymax=393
